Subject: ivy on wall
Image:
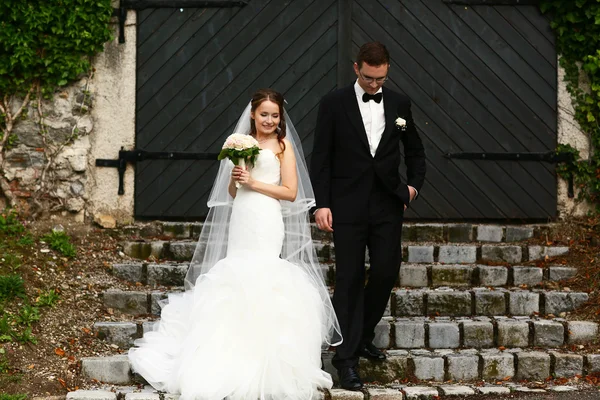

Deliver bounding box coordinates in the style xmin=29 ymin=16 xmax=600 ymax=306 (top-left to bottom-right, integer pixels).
xmin=0 ymin=0 xmax=113 ymax=211
xmin=540 ymin=0 xmax=600 ymax=212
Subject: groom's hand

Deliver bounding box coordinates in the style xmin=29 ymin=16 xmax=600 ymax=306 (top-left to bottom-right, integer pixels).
xmin=315 ymin=208 xmax=333 ymax=232
xmin=405 ymin=186 xmax=417 ymax=210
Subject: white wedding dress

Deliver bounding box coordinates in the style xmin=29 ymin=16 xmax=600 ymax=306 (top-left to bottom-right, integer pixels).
xmin=128 ymin=149 xmax=332 ymax=400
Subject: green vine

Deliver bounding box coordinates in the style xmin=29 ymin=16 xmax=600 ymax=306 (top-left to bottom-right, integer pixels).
xmin=541 ymin=0 xmax=600 ymax=212
xmin=0 ymin=0 xmax=113 ymax=210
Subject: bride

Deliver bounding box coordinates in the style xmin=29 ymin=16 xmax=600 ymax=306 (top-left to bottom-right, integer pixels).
xmin=128 ymin=88 xmax=342 ymax=400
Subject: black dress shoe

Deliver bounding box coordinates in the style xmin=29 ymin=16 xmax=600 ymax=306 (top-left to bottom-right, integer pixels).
xmin=358 ymin=342 xmax=386 ymax=360
xmin=338 ymin=366 xmax=363 ymax=391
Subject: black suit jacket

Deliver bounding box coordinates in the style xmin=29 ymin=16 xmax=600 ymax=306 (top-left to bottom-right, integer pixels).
xmin=310 ymin=84 xmax=426 ymax=223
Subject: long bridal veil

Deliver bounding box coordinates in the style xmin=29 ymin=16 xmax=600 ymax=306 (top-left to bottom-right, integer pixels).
xmin=184 ymin=102 xmax=342 ymax=348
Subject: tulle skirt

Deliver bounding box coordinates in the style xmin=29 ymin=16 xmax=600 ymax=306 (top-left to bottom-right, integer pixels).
xmin=128 ymin=254 xmax=332 ymax=400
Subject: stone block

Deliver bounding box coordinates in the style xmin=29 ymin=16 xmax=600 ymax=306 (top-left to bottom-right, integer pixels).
xmin=431 ymin=265 xmax=473 ymax=287
xmin=544 ymin=292 xmax=589 ymax=315
xmin=122 ymin=242 xmax=153 ymax=260
xmin=532 ymin=320 xmax=564 ymax=347
xmin=395 ymin=321 xmax=425 ymax=349
xmin=330 ymin=389 xmax=364 ymax=400
xmin=505 ymin=226 xmax=534 ymax=242
xmin=445 ymin=354 xmax=480 ymax=381
xmin=515 ymin=352 xmax=551 ymax=380
xmin=508 ymin=291 xmax=539 ymax=315
xmin=411 ymin=355 xmax=445 ymax=381
xmin=67 ymin=391 xmax=117 ymax=400
xmin=427 ymin=291 xmax=472 ymax=316
xmin=474 ymin=291 xmax=506 ymax=316
xmin=403 ymin=387 xmax=439 ymax=399
xmin=586 ymin=354 xmax=600 ymax=373
xmin=447 ymin=224 xmax=473 ymax=242
xmin=150 ymin=292 xmax=169 ymax=315
xmin=147 ymin=264 xmax=188 ymax=287
xmin=551 ymin=352 xmax=584 ymax=378
xmin=512 ymin=266 xmax=543 ymax=286
xmin=168 ymin=242 xmax=195 ymax=261
xmin=373 ymin=319 xmax=391 ymax=349
xmin=462 ymin=321 xmax=494 ymax=348
xmin=567 ymin=321 xmax=599 ymax=344
xmin=529 ymin=246 xmax=569 ymax=261
xmin=414 ymin=224 xmax=445 ymax=242
xmin=124 ymin=395 xmax=160 ymax=400
xmin=569 ymin=292 xmax=589 ymax=309
xmin=428 ymin=322 xmax=460 ymax=349
xmin=548 ymin=266 xmax=577 ymax=282
xmin=359 ymin=353 xmax=408 ymax=383
xmin=94 ymin=322 xmax=138 ymax=348
xmin=161 ymin=222 xmax=191 ymax=239
xmin=112 ymin=263 xmax=144 ymax=284
xmin=103 ymin=290 xmax=148 ymax=315
xmin=497 ymin=321 xmax=530 ymax=348
xmin=407 ymin=246 xmax=434 ymax=263
xmin=480 ymin=352 xmax=515 ymax=380
xmin=478 ymin=387 xmax=511 ymax=394
xmin=366 ymin=388 xmax=403 ymax=400
xmin=438 ymin=386 xmax=475 ymax=396
xmin=81 ymin=355 xmax=131 ymax=384
xmin=438 ymin=246 xmax=477 ymax=264
xmin=481 ymin=245 xmax=522 ymax=264
xmin=395 ymin=290 xmax=425 ymax=316
xmin=477 ymin=225 xmax=503 ymax=242
xmin=477 ymin=266 xmax=508 ymax=286
xmin=399 ymin=265 xmax=428 ymax=287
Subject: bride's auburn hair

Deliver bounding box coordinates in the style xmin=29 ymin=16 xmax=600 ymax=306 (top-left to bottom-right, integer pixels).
xmin=250 ymin=88 xmax=287 ymax=154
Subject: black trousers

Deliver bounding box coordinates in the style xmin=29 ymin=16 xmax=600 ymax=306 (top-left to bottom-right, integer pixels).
xmin=331 ymin=181 xmax=404 ymax=369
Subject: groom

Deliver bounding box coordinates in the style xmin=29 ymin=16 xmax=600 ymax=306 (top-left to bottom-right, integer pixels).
xmin=310 ymin=42 xmax=426 ymax=390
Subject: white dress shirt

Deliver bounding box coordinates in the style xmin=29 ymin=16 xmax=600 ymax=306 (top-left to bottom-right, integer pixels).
xmin=354 ymin=81 xmax=385 ymax=157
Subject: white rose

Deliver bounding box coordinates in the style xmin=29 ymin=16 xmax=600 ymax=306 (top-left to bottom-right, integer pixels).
xmin=395 ymin=117 xmax=406 ymax=128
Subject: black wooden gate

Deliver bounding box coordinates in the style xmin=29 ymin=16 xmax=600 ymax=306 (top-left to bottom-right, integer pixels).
xmin=134 ymin=0 xmax=557 ymax=220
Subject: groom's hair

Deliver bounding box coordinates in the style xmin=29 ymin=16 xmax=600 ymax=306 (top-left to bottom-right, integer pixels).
xmin=356 ymin=42 xmax=390 ymax=68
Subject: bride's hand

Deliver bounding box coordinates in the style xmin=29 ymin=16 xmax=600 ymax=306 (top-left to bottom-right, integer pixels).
xmin=232 ymin=166 xmax=253 ymax=186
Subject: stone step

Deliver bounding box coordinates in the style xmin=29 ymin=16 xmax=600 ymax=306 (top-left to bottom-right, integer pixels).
xmin=80 ymin=350 xmax=600 ymax=386
xmin=121 ymin=239 xmax=569 ymax=265
xmin=65 ymin=382 xmax=590 ymax=400
xmin=102 ymin=288 xmax=590 ymax=318
xmin=94 ymin=317 xmax=598 ymax=351
xmin=111 ymin=262 xmax=578 ymax=289
xmin=125 ymin=221 xmax=552 ymax=244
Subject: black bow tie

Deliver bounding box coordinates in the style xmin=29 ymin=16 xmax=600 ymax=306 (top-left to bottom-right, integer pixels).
xmin=362 ymin=92 xmax=382 ymax=103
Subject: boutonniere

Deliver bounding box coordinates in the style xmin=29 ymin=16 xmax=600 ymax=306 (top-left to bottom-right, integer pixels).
xmin=395 ymin=117 xmax=407 ymax=131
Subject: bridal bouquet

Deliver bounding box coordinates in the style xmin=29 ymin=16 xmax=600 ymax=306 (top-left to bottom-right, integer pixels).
xmin=218 ymin=133 xmax=261 ymax=188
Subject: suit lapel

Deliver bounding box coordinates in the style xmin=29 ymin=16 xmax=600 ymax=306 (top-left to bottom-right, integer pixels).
xmin=375 ymin=87 xmax=396 ymax=158
xmin=341 ymin=86 xmax=371 ymax=153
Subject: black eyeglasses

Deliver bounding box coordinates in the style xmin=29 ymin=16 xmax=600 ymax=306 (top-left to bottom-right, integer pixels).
xmin=359 ymin=70 xmax=388 ymax=84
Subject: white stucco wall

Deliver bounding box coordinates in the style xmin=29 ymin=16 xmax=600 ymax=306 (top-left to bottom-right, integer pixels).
xmin=87 ymin=9 xmax=137 ymax=224
xmin=556 ymin=57 xmax=593 ymax=218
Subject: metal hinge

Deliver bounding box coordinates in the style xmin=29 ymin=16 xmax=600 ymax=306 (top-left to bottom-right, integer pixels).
xmin=445 ymin=151 xmax=575 ymax=198
xmin=112 ymin=0 xmax=249 ymax=43
xmin=96 ymin=148 xmax=219 ymax=195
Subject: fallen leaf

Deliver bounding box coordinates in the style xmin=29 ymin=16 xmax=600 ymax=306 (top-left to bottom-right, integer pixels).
xmin=55 ymin=348 xmax=65 ymax=357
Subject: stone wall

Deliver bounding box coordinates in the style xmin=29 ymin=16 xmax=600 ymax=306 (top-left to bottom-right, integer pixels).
xmin=1 ymin=8 xmax=136 ymax=225
xmin=5 ymin=79 xmax=95 ymax=221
